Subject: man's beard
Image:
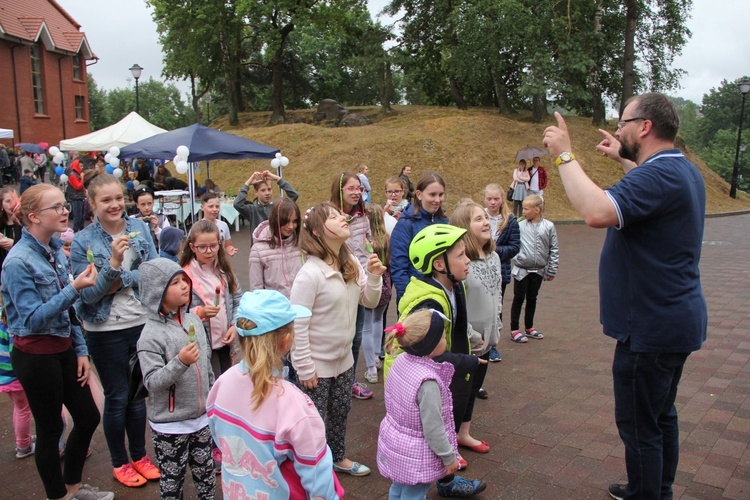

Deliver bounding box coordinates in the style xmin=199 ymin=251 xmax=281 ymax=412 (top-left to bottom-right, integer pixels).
xmin=620 ymin=139 xmax=639 ymax=163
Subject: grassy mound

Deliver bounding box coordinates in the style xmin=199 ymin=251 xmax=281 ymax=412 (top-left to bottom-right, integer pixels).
xmin=193 ymin=105 xmax=750 ymax=219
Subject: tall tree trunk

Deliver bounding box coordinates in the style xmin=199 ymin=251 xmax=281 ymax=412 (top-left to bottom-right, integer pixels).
xmin=268 ymin=24 xmax=294 ymax=125
xmin=449 ymin=75 xmax=468 ymax=110
xmin=589 ymin=3 xmax=606 ymax=127
xmin=380 ymin=59 xmax=393 ymax=113
xmin=621 ymin=0 xmax=638 ymax=116
xmin=490 ymin=67 xmax=515 ymax=115
xmin=531 ymin=93 xmax=547 ymax=123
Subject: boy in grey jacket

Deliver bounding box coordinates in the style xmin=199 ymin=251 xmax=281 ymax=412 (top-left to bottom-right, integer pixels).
xmin=136 ymin=258 xmax=216 ymax=499
xmin=509 ymin=194 xmax=559 ymax=343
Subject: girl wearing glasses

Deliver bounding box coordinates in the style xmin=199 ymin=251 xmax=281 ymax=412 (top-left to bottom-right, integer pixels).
xmin=69 ymin=172 xmax=160 ymax=488
xmin=180 ymin=220 xmax=241 ymax=380
xmin=330 ymin=172 xmax=374 ymax=400
xmin=2 ymin=184 xmax=114 ymax=500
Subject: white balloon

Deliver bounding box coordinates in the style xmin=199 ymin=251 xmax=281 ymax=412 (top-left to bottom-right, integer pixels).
xmin=49 ymin=146 xmax=60 ymax=156
xmin=109 ymin=146 xmax=120 ymax=158
xmin=280 ymin=156 xmax=289 ymax=167
xmin=173 ymin=155 xmax=182 ymax=165
xmin=270 ymin=158 xmax=281 ymax=169
xmin=133 ymin=180 xmax=140 ymax=187
xmin=105 ymin=153 xmax=112 ymax=163
xmin=275 ymin=152 xmax=282 ymax=159
xmin=53 ymin=153 xmax=65 ymax=164
xmin=176 ymin=161 xmax=189 ymax=174
xmin=176 ymin=145 xmax=190 ymax=159
xmin=113 ymin=168 xmax=123 ymax=178
xmin=109 ymin=157 xmax=120 ymax=168
xmin=59 ymin=174 xmax=69 ymax=184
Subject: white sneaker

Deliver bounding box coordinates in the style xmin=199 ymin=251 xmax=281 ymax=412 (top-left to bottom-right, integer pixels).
xmin=73 ymin=484 xmax=115 ymax=500
xmin=364 ymin=368 xmax=378 ymax=384
xmin=375 ymin=358 xmax=383 ymax=369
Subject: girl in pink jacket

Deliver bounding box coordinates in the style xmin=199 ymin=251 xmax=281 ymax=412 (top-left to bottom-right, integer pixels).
xmin=207 ymin=289 xmax=344 ymax=499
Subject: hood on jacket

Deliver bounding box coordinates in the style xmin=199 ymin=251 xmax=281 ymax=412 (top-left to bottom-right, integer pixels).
xmin=139 ymin=258 xmax=192 ymax=317
xmin=402 ymin=203 xmax=448 ymax=223
xmin=159 ymin=226 xmax=184 ymax=255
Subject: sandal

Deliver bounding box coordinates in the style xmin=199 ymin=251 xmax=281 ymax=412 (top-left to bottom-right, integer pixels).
xmin=525 ymin=328 xmax=544 ymax=339
xmin=511 ymin=330 xmax=528 ymax=343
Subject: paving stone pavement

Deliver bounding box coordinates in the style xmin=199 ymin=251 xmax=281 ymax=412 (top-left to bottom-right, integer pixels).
xmin=1 ymin=214 xmax=748 ymax=499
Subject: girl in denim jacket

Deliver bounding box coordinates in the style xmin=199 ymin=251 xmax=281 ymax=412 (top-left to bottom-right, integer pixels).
xmin=1 ymin=184 xmax=112 ymax=500
xmin=69 ymin=172 xmax=160 ymax=488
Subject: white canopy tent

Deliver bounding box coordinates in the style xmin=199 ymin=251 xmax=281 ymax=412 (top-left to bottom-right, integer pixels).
xmin=59 ymin=112 xmax=166 ymax=151
xmin=0 ymin=129 xmax=14 ymax=139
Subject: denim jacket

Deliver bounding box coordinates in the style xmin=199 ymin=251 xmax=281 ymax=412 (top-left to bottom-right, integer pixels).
xmin=0 ymin=229 xmax=88 ymax=357
xmin=70 ymin=215 xmax=157 ymax=323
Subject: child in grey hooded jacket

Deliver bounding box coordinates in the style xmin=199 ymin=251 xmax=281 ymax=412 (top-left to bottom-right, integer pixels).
xmin=137 ymin=258 xmax=216 ymax=499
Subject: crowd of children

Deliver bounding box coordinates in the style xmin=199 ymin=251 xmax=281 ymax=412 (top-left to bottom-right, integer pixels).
xmin=0 ymin=159 xmax=560 ymax=499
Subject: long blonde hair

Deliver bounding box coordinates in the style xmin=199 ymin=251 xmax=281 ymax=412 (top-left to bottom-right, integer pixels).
xmin=365 ymin=203 xmax=390 ymax=266
xmin=484 ymin=183 xmax=510 ymax=233
xmin=237 ymin=318 xmax=292 ymax=411
xmin=450 ymin=199 xmax=496 ymax=260
xmin=299 ymin=202 xmax=359 ymax=282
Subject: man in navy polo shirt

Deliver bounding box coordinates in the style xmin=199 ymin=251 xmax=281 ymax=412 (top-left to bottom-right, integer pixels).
xmin=542 ymin=93 xmax=707 ymax=500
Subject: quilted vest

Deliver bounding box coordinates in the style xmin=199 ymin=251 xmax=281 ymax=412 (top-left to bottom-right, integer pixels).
xmin=377 ymin=353 xmax=456 ymax=485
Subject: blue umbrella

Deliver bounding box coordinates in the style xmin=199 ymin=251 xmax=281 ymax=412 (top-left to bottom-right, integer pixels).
xmin=15 ymin=143 xmax=46 ymax=154
xmin=119 ymin=123 xmax=278 ymax=162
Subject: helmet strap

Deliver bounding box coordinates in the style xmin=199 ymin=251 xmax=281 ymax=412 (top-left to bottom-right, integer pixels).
xmin=434 ymin=254 xmax=457 ymax=284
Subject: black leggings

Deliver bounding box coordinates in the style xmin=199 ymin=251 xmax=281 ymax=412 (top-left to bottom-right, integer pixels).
xmin=11 ymin=347 xmax=100 ymax=499
xmin=510 ymin=273 xmax=544 ymax=331
xmin=464 ymin=351 xmax=490 ymax=423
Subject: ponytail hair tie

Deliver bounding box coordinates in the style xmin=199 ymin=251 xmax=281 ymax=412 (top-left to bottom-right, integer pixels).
xmin=386 ymin=323 xmax=406 ymax=338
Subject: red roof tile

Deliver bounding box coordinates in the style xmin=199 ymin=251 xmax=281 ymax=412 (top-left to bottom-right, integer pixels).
xmin=0 ymin=0 xmax=95 ymax=58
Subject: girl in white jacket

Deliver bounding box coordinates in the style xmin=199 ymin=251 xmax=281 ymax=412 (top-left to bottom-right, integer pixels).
xmin=290 ymin=202 xmax=385 ymax=478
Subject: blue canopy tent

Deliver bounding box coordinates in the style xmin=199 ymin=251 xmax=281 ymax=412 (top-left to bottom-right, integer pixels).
xmin=120 ymin=123 xmax=279 ymax=225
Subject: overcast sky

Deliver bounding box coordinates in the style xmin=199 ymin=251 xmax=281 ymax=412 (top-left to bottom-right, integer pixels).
xmin=63 ymin=0 xmax=749 ymax=106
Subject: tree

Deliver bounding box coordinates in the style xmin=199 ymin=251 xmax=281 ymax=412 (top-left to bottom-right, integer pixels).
xmin=100 ymin=78 xmax=193 ymax=130
xmin=87 ymin=76 xmax=108 ymax=131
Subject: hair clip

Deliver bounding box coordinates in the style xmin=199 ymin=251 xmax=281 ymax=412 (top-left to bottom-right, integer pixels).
xmin=303 ymin=206 xmax=314 ymax=228
xmin=385 ymin=323 xmax=406 ymax=338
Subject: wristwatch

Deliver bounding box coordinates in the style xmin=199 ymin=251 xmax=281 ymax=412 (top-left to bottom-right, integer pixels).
xmin=555 ymin=152 xmax=575 ymax=166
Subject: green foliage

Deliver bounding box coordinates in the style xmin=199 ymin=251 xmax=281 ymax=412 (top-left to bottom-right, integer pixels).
xmin=86 ymin=78 xmax=194 ymax=131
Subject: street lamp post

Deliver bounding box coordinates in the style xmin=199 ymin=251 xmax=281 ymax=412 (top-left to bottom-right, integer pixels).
xmin=730 ymin=80 xmax=750 ymax=198
xmin=205 ymin=95 xmax=212 ymax=125
xmin=129 ymin=64 xmax=144 ymax=114
xmin=740 ymin=144 xmax=747 ymax=192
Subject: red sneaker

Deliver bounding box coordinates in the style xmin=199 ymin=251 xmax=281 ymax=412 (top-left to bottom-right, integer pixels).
xmin=131 ymin=456 xmax=161 ymax=481
xmin=113 ymin=463 xmax=147 ymax=488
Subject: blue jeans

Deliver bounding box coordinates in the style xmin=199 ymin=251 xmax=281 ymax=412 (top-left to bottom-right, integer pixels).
xmin=613 ymin=341 xmax=689 ymax=500
xmin=71 ymin=198 xmax=84 ymax=232
xmin=389 ymin=482 xmax=430 ymax=499
xmin=87 ymin=325 xmax=148 ymax=468
xmin=351 ymin=305 xmax=365 ymax=377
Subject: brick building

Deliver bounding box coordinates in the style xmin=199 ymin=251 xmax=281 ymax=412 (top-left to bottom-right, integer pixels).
xmin=0 ymin=0 xmax=96 ymax=145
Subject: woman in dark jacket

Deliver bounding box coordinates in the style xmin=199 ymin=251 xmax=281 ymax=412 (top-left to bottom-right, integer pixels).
xmin=399 ymin=165 xmax=415 ymax=204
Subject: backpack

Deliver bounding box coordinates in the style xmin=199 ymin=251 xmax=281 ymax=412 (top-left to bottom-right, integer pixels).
xmin=537 ymin=167 xmax=548 ymax=190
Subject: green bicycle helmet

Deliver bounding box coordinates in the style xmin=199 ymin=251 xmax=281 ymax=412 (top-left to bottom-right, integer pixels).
xmin=409 ymin=224 xmax=467 ymax=274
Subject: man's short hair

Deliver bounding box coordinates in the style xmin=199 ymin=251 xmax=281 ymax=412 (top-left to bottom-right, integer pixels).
xmin=625 ymin=93 xmax=680 ymax=142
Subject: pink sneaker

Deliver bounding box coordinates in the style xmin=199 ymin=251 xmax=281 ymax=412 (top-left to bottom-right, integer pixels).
xmin=351 ymin=381 xmax=373 ymax=400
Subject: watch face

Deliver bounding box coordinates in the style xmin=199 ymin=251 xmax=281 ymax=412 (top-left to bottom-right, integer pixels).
xmin=561 ymin=153 xmax=572 ymax=162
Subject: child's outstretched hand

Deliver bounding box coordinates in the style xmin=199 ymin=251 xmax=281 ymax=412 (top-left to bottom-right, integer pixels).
xmin=445 ymin=459 xmax=459 ymax=475
xmin=179 ymin=342 xmax=200 ymax=365
xmin=367 ymin=253 xmax=387 ymax=276
xmin=201 ymin=304 xmax=220 ymax=319
xmin=225 ymin=244 xmax=238 ymax=257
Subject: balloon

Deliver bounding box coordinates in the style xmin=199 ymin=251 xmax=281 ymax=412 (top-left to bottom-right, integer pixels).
xmin=55 ymin=166 xmax=64 ymax=176
xmin=59 ymin=174 xmax=68 ymax=184
xmin=173 ymin=155 xmax=182 ymax=165
xmin=106 ymin=165 xmax=114 ymax=174
xmin=176 ymin=161 xmax=189 ymax=174
xmin=275 ymin=152 xmax=282 ymax=159
xmin=133 ymin=180 xmax=140 ymax=187
xmin=176 ymin=145 xmax=190 ymax=159
xmin=126 ymin=181 xmax=135 ymax=190
xmin=270 ymin=158 xmax=280 ymax=169
xmin=53 ymin=153 xmax=64 ymax=164
xmin=49 ymin=146 xmax=60 ymax=156
xmin=109 ymin=146 xmax=120 ymax=157
xmin=105 ymin=153 xmax=112 ymax=163
xmin=280 ymin=156 xmax=289 ymax=167
xmin=113 ymin=168 xmax=123 ymax=178
xmin=109 ymin=157 xmax=120 ymax=168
